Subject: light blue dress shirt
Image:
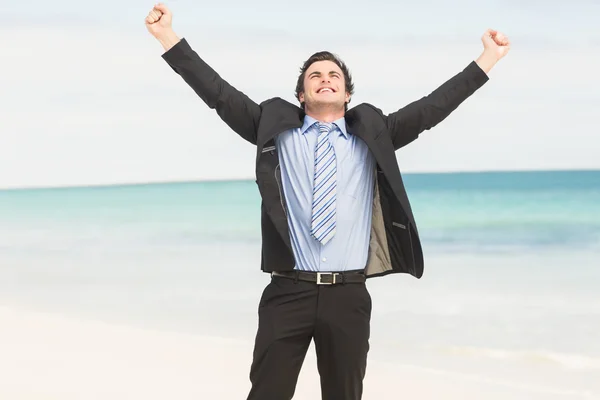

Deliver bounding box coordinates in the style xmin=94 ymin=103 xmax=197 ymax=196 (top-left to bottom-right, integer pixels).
xmin=275 ymin=115 xmax=376 ymax=272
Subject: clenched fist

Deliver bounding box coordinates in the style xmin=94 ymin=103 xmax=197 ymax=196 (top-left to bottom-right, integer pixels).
xmin=145 ymin=3 xmax=180 ymax=51
xmin=145 ymin=3 xmax=171 ymax=37
xmin=475 ymin=28 xmax=510 ymax=73
xmin=481 ymin=29 xmax=511 ymax=60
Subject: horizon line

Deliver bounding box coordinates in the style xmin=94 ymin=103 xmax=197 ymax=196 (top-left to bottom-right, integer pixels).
xmin=1 ymin=167 xmax=598 ymax=192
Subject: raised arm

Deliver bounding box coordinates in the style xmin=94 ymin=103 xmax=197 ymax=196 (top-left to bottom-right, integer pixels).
xmin=145 ymin=3 xmax=261 ymax=145
xmin=386 ymin=29 xmax=511 ymax=150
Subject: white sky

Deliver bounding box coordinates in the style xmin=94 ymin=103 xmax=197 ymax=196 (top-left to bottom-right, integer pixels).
xmin=1 ymin=0 xmax=599 ymax=189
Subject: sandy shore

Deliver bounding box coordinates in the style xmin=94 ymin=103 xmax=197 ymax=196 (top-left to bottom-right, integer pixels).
xmin=0 ymin=305 xmax=593 ymax=400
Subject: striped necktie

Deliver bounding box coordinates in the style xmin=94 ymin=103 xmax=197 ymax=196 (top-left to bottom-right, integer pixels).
xmin=310 ymin=122 xmax=337 ymax=245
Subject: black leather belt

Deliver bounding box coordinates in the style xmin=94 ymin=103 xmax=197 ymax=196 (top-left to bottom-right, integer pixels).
xmin=271 ymin=270 xmax=366 ymax=285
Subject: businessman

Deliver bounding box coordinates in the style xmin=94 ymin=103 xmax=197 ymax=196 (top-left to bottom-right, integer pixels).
xmin=145 ymin=3 xmax=510 ymax=399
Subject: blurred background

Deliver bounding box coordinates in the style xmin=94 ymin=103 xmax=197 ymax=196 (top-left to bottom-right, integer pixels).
xmin=1 ymin=0 xmax=599 ymax=399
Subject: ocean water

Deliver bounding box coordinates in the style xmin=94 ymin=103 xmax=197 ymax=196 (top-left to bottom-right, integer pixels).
xmin=1 ymin=170 xmax=599 ymax=396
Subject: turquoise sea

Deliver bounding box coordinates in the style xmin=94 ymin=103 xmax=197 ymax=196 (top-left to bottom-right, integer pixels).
xmin=1 ymin=170 xmax=599 ymax=396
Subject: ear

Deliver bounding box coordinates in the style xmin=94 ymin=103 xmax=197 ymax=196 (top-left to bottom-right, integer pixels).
xmin=298 ymin=92 xmax=305 ymax=103
xmin=345 ymin=91 xmax=351 ymax=103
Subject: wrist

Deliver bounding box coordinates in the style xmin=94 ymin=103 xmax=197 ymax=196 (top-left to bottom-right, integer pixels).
xmin=157 ymin=29 xmax=181 ymax=52
xmin=475 ymin=50 xmax=498 ymax=74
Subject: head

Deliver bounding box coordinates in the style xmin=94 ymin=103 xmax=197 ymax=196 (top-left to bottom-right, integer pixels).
xmin=294 ymin=51 xmax=354 ymax=114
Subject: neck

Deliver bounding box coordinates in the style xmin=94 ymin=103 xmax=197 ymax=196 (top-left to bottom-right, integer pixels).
xmin=304 ymin=105 xmax=345 ymax=123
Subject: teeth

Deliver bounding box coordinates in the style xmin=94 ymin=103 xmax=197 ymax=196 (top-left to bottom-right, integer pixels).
xmin=319 ymin=88 xmax=333 ymax=93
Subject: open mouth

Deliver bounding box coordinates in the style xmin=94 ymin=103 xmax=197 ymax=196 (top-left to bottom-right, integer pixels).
xmin=317 ymin=87 xmax=335 ymax=94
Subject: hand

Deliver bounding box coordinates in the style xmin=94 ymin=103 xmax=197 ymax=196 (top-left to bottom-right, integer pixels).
xmin=145 ymin=3 xmax=180 ymax=51
xmin=145 ymin=3 xmax=172 ymax=39
xmin=481 ymin=28 xmax=511 ymax=61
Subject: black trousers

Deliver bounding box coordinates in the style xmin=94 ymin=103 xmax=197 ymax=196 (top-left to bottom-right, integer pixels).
xmin=246 ymin=274 xmax=372 ymax=400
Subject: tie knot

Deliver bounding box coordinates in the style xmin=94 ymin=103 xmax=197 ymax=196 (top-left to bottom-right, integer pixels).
xmin=319 ymin=122 xmax=333 ymax=134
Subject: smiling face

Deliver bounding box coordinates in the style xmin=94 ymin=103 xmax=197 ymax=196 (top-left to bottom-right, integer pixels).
xmin=298 ymin=60 xmax=350 ymax=112
xmin=294 ymin=51 xmax=355 ymax=116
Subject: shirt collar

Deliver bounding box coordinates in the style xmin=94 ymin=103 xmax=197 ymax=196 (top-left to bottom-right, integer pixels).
xmin=301 ymin=115 xmax=349 ymax=139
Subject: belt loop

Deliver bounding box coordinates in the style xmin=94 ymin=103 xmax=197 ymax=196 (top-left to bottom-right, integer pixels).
xmin=342 ymin=272 xmax=346 ymax=285
xmin=294 ymin=271 xmax=299 ymax=284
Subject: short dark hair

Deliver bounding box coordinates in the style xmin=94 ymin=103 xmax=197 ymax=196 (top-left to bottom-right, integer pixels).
xmin=294 ymin=51 xmax=355 ymax=111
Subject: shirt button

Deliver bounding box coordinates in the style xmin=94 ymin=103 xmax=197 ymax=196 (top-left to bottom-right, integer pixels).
xmin=322 ymin=257 xmax=327 ymax=262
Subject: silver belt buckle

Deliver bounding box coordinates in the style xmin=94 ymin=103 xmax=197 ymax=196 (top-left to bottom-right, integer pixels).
xmin=316 ymin=272 xmax=336 ymax=285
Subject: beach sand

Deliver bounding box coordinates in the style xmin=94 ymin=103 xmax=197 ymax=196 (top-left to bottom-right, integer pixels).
xmin=0 ymin=305 xmax=593 ymax=400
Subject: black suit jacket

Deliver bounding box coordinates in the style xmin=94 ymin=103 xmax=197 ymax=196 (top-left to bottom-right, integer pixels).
xmin=162 ymin=38 xmax=489 ymax=279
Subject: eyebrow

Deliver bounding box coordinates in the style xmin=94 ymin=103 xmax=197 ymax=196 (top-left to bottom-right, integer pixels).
xmin=308 ymin=70 xmax=341 ymax=78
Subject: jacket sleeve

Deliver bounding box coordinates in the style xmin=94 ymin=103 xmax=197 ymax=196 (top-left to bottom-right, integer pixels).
xmin=162 ymin=38 xmax=261 ymax=145
xmin=384 ymin=61 xmax=489 ymax=150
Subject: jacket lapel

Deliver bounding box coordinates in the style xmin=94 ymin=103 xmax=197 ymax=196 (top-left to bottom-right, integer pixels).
xmin=344 ymin=105 xmax=381 ymax=147
xmin=258 ymin=102 xmax=304 ymax=149
xmin=255 ymin=102 xmax=304 ymax=250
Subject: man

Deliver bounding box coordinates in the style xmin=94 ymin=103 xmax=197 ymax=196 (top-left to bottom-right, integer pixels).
xmin=145 ymin=3 xmax=510 ymax=399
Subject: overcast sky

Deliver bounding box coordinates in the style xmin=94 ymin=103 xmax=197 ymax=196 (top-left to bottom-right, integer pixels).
xmin=1 ymin=0 xmax=599 ymax=189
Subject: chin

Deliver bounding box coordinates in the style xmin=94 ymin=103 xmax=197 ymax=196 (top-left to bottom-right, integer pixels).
xmin=312 ymin=99 xmax=344 ymax=108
